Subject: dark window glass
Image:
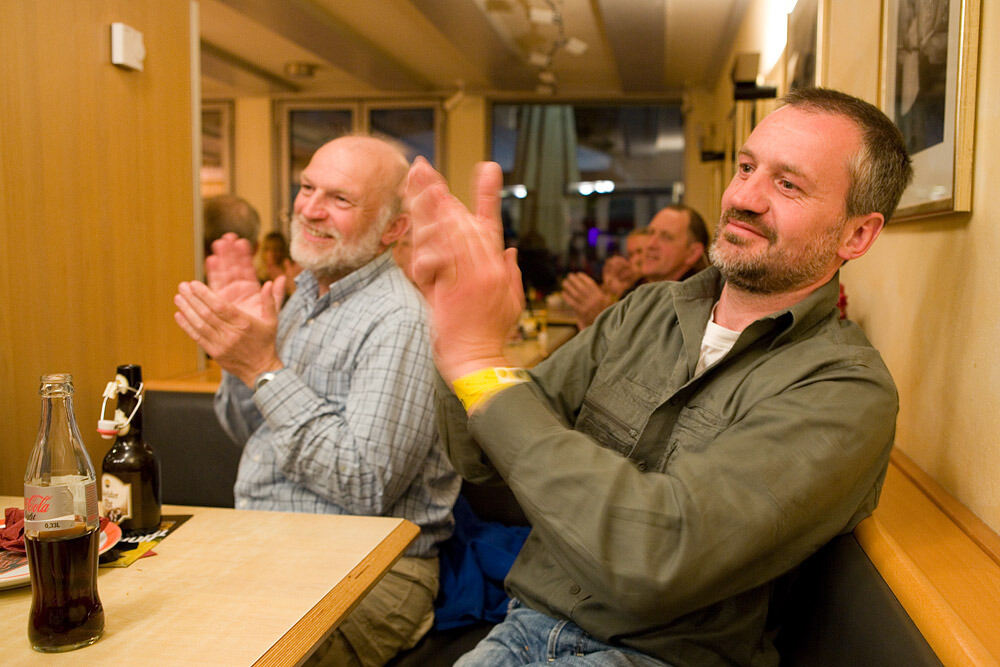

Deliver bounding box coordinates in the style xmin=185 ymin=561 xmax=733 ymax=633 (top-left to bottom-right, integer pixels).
xmin=491 ymin=103 xmax=684 ymax=281
xmin=369 ymin=108 xmax=436 ymax=164
xmin=288 ymin=109 xmax=353 ymax=206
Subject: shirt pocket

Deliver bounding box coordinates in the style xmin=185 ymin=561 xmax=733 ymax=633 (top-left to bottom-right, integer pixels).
xmin=574 ymin=377 xmax=656 ymax=458
xmin=657 ymin=403 xmax=728 ymax=470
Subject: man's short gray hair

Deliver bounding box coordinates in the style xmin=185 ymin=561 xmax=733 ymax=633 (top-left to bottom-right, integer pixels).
xmin=781 ymin=88 xmax=913 ymax=222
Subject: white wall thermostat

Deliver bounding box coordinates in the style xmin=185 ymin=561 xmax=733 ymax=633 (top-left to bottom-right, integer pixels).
xmin=111 ymin=22 xmax=145 ymax=72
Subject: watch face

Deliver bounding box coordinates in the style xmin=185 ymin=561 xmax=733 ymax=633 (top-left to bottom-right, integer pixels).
xmin=255 ymin=372 xmax=275 ymax=391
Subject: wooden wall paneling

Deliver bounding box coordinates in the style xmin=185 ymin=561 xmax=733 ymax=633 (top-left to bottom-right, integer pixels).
xmin=0 ymin=1 xmax=199 ymax=495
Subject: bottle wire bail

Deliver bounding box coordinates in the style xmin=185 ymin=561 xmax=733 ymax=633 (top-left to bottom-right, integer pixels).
xmin=97 ymin=374 xmax=144 ymax=439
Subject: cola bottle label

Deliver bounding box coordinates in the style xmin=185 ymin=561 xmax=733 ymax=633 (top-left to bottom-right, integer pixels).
xmin=100 ymin=473 xmax=133 ymax=523
xmin=24 ymin=481 xmax=99 ymax=532
xmin=24 ymin=485 xmax=75 ymax=531
xmin=85 ymin=481 xmax=98 ymax=524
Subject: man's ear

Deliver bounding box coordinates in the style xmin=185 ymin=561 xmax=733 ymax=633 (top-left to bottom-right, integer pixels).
xmin=380 ymin=213 xmax=409 ymax=247
xmin=838 ymin=212 xmax=884 ymax=261
xmin=684 ymin=241 xmax=706 ymax=269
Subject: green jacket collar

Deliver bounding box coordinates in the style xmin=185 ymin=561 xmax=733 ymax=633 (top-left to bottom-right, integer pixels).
xmin=670 ymin=266 xmax=842 ymax=372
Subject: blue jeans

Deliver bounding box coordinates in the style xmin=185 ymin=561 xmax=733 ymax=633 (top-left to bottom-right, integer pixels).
xmin=454 ymin=599 xmax=671 ymax=666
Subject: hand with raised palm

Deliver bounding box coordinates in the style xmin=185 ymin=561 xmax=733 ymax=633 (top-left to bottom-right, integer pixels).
xmin=206 ymin=233 xmax=286 ymax=315
xmin=405 ymin=158 xmax=524 ymax=384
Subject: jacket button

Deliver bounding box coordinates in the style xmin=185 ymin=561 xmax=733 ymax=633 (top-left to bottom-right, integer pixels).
xmin=569 ymin=583 xmax=581 ymax=595
xmin=637 ymin=461 xmax=648 ymax=471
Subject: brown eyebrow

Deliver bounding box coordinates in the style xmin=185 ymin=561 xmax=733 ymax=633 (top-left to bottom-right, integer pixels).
xmin=298 ymin=173 xmax=360 ymax=204
xmin=739 ymin=148 xmax=809 ymax=182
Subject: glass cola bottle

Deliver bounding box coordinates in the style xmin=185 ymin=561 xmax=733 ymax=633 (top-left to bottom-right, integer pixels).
xmin=100 ymin=364 xmax=161 ymax=534
xmin=23 ymin=373 xmax=104 ymax=652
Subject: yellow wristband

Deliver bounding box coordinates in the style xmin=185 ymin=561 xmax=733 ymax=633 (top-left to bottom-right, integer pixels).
xmin=452 ymin=367 xmax=530 ymax=413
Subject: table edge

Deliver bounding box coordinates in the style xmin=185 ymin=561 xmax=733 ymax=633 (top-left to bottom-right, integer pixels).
xmin=252 ymin=518 xmax=421 ymax=667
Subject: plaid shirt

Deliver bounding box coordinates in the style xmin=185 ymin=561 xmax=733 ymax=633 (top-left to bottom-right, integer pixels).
xmin=215 ymin=252 xmax=459 ymax=557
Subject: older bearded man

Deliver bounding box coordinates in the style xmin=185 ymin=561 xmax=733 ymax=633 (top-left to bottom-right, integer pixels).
xmin=174 ymin=134 xmax=459 ymax=667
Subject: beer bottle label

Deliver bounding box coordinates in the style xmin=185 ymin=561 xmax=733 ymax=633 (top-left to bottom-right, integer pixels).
xmin=101 ymin=473 xmax=133 ymax=523
xmin=24 ymin=484 xmax=75 ymax=531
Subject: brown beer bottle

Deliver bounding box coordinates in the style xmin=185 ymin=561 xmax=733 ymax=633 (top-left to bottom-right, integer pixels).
xmin=99 ymin=364 xmax=161 ymax=535
xmin=24 ymin=373 xmax=105 ymax=652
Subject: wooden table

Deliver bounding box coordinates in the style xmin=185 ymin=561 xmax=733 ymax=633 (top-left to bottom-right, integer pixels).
xmin=503 ymin=324 xmax=577 ymax=368
xmin=0 ymin=497 xmax=418 ymax=666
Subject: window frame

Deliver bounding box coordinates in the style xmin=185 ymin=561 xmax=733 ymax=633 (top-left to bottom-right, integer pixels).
xmin=274 ymin=98 xmax=441 ymax=235
xmin=201 ymin=99 xmax=235 ymax=198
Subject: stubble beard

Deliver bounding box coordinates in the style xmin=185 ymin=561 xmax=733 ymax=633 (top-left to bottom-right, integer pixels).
xmin=289 ymin=213 xmax=384 ymax=283
xmin=709 ymin=208 xmax=844 ymax=295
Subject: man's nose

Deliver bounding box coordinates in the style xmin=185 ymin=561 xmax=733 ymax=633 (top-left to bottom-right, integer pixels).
xmin=298 ymin=192 xmax=327 ymax=220
xmin=726 ymin=173 xmax=768 ymax=214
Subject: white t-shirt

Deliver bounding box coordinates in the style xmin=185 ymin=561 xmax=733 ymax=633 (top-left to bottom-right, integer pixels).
xmin=696 ymin=305 xmax=740 ymax=375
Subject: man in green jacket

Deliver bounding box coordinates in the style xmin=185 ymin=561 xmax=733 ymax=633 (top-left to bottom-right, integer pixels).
xmin=404 ymin=88 xmax=912 ymax=666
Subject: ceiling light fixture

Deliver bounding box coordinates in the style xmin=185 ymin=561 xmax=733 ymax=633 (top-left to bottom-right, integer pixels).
xmin=529 ymin=7 xmax=557 ymax=24
xmin=563 ymin=36 xmax=588 ymax=56
xmin=529 ymin=51 xmax=550 ymax=67
xmin=518 ymin=0 xmax=588 ymax=75
xmin=284 ymin=62 xmax=317 ymax=78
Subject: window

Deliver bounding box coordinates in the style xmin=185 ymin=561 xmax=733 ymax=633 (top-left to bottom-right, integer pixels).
xmin=369 ymin=106 xmax=437 ymax=163
xmin=276 ymin=100 xmax=439 ymax=233
xmin=492 ymin=103 xmax=684 ymax=276
xmin=284 ymin=106 xmax=354 ymax=215
xmin=201 ymin=100 xmax=234 ymax=198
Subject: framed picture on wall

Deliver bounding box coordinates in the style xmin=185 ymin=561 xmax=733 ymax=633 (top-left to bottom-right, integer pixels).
xmin=201 ymin=100 xmax=234 ymax=199
xmin=785 ymin=0 xmax=825 ymax=90
xmin=880 ymin=0 xmax=980 ymax=221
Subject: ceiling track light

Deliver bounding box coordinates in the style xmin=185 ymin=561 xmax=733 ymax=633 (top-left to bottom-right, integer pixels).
xmin=529 ymin=51 xmax=550 ymax=67
xmin=284 ymin=61 xmax=317 ymax=78
xmin=563 ymin=36 xmax=587 ymax=55
xmin=529 ymin=7 xmax=557 ymax=25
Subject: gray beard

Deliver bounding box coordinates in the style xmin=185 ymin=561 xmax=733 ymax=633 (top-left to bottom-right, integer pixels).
xmin=709 ymin=212 xmax=843 ymax=295
xmin=290 ymin=216 xmax=384 ymax=281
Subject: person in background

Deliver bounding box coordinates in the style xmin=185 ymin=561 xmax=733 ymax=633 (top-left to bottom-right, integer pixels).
xmin=203 ymin=194 xmax=261 ymax=258
xmin=625 ymin=226 xmax=652 ymax=276
xmin=560 ymin=254 xmax=636 ymax=329
xmin=640 ymin=204 xmax=710 ymax=283
xmin=563 ymin=206 xmax=707 ymax=329
xmin=256 ymin=230 xmax=301 ymax=296
xmin=404 ymin=87 xmax=911 ymax=666
xmin=174 ymin=134 xmax=459 ymax=667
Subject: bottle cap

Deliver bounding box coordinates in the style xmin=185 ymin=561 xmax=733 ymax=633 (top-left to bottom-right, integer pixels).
xmin=97 ymin=373 xmax=143 ymax=439
xmin=97 ymin=419 xmax=119 ymax=439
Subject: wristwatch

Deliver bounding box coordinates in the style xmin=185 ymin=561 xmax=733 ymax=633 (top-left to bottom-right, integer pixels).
xmin=254 ymin=371 xmax=277 ymax=393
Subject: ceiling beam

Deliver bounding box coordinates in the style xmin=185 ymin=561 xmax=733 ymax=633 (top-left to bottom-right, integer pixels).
xmin=201 ymin=41 xmax=300 ymax=94
xmin=214 ymin=0 xmax=433 ymax=91
xmin=596 ymin=0 xmax=666 ymax=93
xmin=409 ymin=0 xmax=539 ymax=91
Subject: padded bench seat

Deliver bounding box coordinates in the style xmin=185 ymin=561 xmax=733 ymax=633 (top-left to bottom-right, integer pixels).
xmin=393 ymin=479 xmax=942 ymax=666
xmin=144 ymin=388 xmax=241 ymax=507
xmin=139 ymin=387 xmax=944 ymax=666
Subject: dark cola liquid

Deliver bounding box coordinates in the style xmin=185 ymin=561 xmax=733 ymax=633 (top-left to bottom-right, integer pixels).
xmin=26 ymin=529 xmax=104 ymax=652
